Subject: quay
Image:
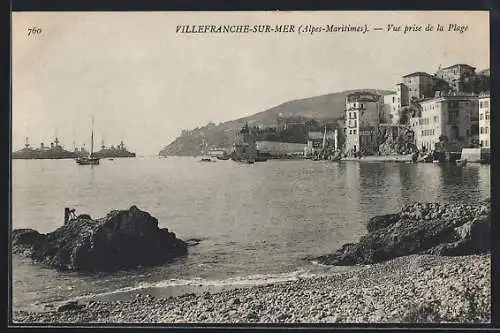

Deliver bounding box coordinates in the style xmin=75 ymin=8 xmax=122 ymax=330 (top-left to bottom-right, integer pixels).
xmin=340 ymin=154 xmax=415 ymax=162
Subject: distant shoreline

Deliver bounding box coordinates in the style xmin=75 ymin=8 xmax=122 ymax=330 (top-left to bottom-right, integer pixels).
xmin=13 ymin=253 xmax=490 ymax=324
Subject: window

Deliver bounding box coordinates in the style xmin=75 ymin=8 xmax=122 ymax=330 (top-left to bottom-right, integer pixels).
xmin=480 ymin=114 xmax=484 ymax=120
xmin=448 ymin=109 xmax=459 ymax=124
xmin=480 ymin=140 xmax=484 ymax=147
xmin=480 ymin=127 xmax=484 ymax=134
xmin=392 ymin=97 xmax=395 ymax=103
xmin=354 ymin=120 xmax=357 ymax=127
xmin=353 ymin=130 xmax=357 ymax=135
xmin=485 ymin=100 xmax=490 ymax=108
xmin=433 ymin=116 xmax=439 ymax=123
xmin=486 ymin=113 xmax=490 ymax=120
xmin=485 ymin=127 xmax=489 ymax=134
xmin=349 ymin=130 xmax=352 ymax=134
xmin=485 ymin=140 xmax=489 ymax=147
xmin=480 ymin=101 xmax=483 ymax=108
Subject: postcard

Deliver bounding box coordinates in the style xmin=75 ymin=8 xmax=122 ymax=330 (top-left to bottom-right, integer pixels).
xmin=11 ymin=10 xmax=491 ymax=325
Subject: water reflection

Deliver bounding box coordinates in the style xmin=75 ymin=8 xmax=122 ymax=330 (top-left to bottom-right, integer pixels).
xmin=12 ymin=158 xmax=491 ymax=311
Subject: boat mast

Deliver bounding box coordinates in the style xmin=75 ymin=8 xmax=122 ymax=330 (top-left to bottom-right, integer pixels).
xmin=322 ymin=125 xmax=327 ymax=150
xmin=90 ymin=116 xmax=94 ymax=157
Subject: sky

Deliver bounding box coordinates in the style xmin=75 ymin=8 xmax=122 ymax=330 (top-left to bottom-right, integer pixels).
xmin=12 ymin=11 xmax=489 ymax=155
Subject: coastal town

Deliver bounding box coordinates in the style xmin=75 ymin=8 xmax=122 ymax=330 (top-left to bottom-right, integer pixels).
xmin=13 ymin=63 xmax=490 ymax=166
xmin=199 ymin=63 xmax=490 ymax=165
xmin=11 ymin=9 xmax=492 ymax=326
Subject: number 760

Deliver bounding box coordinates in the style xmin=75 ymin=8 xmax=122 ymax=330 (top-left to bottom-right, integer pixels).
xmin=27 ymin=27 xmax=42 ymax=36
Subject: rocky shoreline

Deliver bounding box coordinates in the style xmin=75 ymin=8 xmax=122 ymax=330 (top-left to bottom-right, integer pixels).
xmin=12 ymin=206 xmax=188 ymax=272
xmin=315 ymin=199 xmax=490 ymax=266
xmin=13 ymin=253 xmax=490 ymax=324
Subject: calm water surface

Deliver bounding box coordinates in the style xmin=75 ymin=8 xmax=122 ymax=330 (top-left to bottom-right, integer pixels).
xmin=11 ymin=157 xmax=490 ymax=310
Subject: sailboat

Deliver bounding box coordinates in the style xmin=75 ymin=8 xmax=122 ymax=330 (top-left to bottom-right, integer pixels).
xmin=76 ymin=117 xmax=100 ymax=165
xmin=313 ymin=126 xmax=328 ymax=161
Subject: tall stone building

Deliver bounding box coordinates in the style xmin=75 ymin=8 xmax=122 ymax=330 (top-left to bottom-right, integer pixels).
xmin=436 ymin=64 xmax=476 ymax=92
xmin=344 ymin=91 xmax=383 ymax=155
xmin=479 ymin=92 xmax=490 ymax=149
xmin=410 ymin=93 xmax=478 ymax=152
xmin=402 ymin=72 xmax=438 ymax=100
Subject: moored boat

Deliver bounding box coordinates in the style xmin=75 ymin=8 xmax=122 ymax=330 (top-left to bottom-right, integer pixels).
xmin=76 ymin=117 xmax=100 ymax=166
xmin=93 ymin=140 xmax=136 ymax=159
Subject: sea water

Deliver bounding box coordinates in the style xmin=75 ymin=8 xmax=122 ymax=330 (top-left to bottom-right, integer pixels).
xmin=11 ymin=157 xmax=490 ymax=311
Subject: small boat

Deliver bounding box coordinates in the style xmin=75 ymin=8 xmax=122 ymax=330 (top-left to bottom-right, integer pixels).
xmin=456 ymin=159 xmax=467 ymax=167
xmin=216 ymin=154 xmax=230 ymax=160
xmin=432 ymin=160 xmax=440 ymax=164
xmin=108 ymin=158 xmax=114 ymax=161
xmin=76 ymin=117 xmax=100 ymax=166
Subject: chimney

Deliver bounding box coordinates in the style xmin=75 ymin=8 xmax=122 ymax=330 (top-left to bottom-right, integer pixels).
xmin=40 ymin=142 xmax=44 ymax=149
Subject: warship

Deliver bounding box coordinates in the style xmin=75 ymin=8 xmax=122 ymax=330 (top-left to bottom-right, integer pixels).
xmin=92 ymin=141 xmax=136 ymax=158
xmin=12 ymin=137 xmax=78 ymax=160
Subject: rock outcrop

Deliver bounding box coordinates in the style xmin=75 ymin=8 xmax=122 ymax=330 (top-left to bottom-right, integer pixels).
xmin=378 ymin=127 xmax=418 ymax=156
xmin=315 ymin=199 xmax=490 ymax=266
xmin=12 ymin=206 xmax=188 ymax=271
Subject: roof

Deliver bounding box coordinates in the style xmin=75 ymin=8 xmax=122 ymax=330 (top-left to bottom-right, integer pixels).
xmin=402 ymin=72 xmax=434 ymax=78
xmin=440 ymin=64 xmax=476 ymax=71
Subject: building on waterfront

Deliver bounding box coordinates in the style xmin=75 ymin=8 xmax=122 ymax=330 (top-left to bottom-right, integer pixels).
xmin=304 ymin=130 xmax=336 ymax=156
xmin=344 ymin=91 xmax=383 ymax=155
xmin=410 ymin=92 xmax=478 ymax=152
xmin=256 ymin=141 xmax=306 ymax=157
xmin=436 ymin=64 xmax=476 ymax=92
xmin=478 ymin=92 xmax=490 ymax=148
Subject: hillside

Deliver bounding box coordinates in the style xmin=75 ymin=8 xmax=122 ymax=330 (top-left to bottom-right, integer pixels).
xmin=159 ymin=89 xmax=393 ymax=156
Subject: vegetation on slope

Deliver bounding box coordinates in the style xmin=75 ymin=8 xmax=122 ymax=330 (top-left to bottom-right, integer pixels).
xmin=159 ymin=89 xmax=393 ymax=156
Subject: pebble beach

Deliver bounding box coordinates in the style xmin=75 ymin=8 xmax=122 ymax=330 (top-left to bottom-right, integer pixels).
xmin=13 ymin=253 xmax=490 ymax=324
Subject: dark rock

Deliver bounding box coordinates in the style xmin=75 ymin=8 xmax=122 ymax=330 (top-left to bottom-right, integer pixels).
xmin=315 ymin=200 xmax=490 ymax=266
xmin=12 ymin=229 xmax=46 ymax=255
xmin=12 ymin=206 xmax=188 ymax=272
xmin=367 ymin=213 xmax=400 ymax=232
xmin=57 ymin=301 xmax=85 ymax=312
